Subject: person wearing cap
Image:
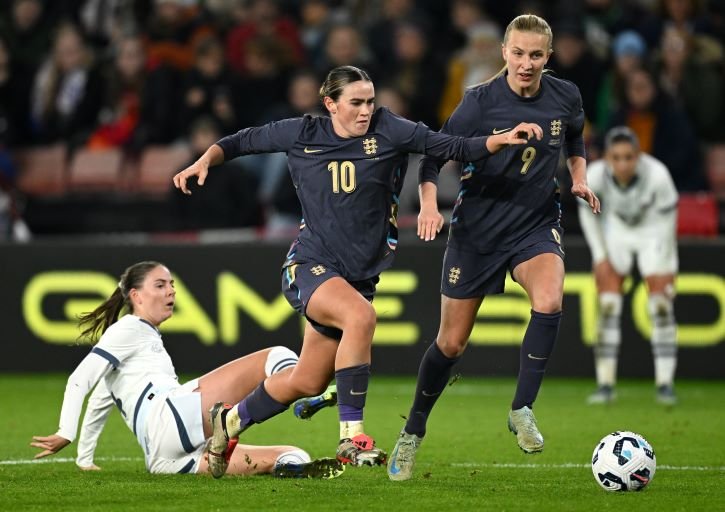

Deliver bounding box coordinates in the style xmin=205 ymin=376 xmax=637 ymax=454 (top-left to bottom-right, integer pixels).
xmin=595 ymin=29 xmax=648 ymax=133
xmin=578 ymin=126 xmax=679 ymax=406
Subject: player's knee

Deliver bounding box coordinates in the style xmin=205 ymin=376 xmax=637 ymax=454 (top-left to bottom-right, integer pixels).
xmin=648 ymin=293 xmax=674 ymax=319
xmin=437 ymin=336 xmax=468 ymax=358
xmin=264 ymin=346 xmax=299 ymax=377
xmin=532 ymin=294 xmax=562 ymax=315
xmin=599 ymin=292 xmax=623 ymax=319
xmin=343 ymin=302 xmax=376 ymax=336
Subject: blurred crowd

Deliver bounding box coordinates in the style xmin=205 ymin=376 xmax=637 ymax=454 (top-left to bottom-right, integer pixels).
xmin=1 ymin=0 xmax=724 ymax=239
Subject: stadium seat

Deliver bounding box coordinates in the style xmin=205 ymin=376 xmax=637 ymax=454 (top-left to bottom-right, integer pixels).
xmin=67 ymin=148 xmax=124 ymax=192
xmin=137 ymin=145 xmax=192 ymax=196
xmin=705 ymin=144 xmax=725 ymax=199
xmin=15 ymin=145 xmax=68 ymax=196
xmin=677 ymin=192 xmax=719 ymax=237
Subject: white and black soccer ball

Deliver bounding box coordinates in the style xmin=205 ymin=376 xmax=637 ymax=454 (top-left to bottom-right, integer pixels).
xmin=591 ymin=431 xmax=656 ymax=491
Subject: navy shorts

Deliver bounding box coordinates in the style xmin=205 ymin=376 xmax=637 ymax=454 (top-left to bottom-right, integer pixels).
xmin=281 ymin=262 xmax=379 ymax=341
xmin=441 ymin=225 xmax=564 ymax=299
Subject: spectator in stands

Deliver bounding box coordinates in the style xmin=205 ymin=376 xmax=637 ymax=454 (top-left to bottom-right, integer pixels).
xmin=315 ymin=24 xmax=376 ymax=79
xmin=639 ymin=0 xmax=715 ymax=47
xmin=30 ymin=22 xmax=104 ymax=147
xmin=225 ymin=0 xmax=304 ymax=75
xmin=144 ymin=0 xmax=213 ymax=71
xmin=0 ymin=0 xmax=51 ymax=71
xmin=438 ymin=21 xmax=502 ymax=125
xmin=385 ymin=18 xmax=446 ymax=129
xmin=179 ymin=35 xmax=238 ymax=136
xmin=86 ymin=34 xmax=146 ymax=150
xmin=171 ymin=117 xmax=260 ymax=230
xmin=595 ymin=30 xmax=647 ymax=135
xmin=548 ymin=20 xmax=607 ymax=127
xmin=0 ymin=34 xmax=34 ymax=148
xmin=253 ymin=70 xmax=325 ymax=238
xmin=232 ymin=36 xmax=291 ymax=128
xmin=297 ymin=0 xmax=337 ymax=70
xmin=654 ymin=26 xmax=724 ymax=141
xmin=364 ymin=0 xmax=422 ymax=73
xmin=609 ymin=67 xmax=706 ymax=191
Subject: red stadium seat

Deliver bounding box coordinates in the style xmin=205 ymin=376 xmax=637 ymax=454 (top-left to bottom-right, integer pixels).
xmin=67 ymin=148 xmax=124 ymax=192
xmin=677 ymin=192 xmax=719 ymax=237
xmin=137 ymin=145 xmax=192 ymax=196
xmin=15 ymin=145 xmax=68 ymax=196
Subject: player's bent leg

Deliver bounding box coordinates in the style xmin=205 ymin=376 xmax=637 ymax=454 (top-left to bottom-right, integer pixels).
xmin=509 ymin=253 xmax=564 ymax=454
xmin=391 ymin=296 xmax=479 ymax=477
xmin=197 ymin=346 xmax=299 ymax=437
xmin=387 ymin=429 xmax=423 ymax=481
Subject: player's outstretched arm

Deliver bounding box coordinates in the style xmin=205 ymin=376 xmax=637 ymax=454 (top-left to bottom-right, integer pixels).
xmin=173 ymin=144 xmax=225 ymax=195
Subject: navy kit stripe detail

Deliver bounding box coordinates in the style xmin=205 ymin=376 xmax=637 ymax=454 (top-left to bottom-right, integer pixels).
xmin=138 ymin=318 xmax=160 ymax=335
xmin=271 ymin=358 xmax=298 ymax=374
xmin=91 ymin=347 xmax=120 ymax=369
xmin=165 ymin=398 xmax=195 ymax=453
xmin=132 ymin=382 xmax=154 ymax=435
xmin=177 ymin=459 xmax=196 ymax=474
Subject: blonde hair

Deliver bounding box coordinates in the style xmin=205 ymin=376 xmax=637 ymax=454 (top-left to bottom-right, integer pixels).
xmin=482 ymin=14 xmax=553 ymax=85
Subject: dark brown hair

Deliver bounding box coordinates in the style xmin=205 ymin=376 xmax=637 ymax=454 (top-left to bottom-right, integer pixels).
xmin=318 ymin=65 xmax=371 ymax=102
xmin=77 ymin=261 xmax=163 ymax=343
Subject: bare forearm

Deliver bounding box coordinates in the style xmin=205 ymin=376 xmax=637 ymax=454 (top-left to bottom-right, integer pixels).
xmin=568 ymin=156 xmax=587 ymax=185
xmin=197 ymin=144 xmax=225 ymax=167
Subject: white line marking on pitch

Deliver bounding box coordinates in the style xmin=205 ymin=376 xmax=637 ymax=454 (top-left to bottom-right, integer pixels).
xmin=452 ymin=462 xmax=725 ymax=471
xmin=0 ymin=456 xmax=142 ymax=465
xmin=2 ymin=458 xmax=722 ymax=472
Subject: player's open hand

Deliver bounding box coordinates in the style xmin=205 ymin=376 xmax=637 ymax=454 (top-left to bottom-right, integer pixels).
xmin=173 ymin=160 xmax=209 ymax=195
xmin=30 ymin=434 xmax=71 ymax=459
xmin=572 ymin=181 xmax=601 ymax=214
xmin=418 ymin=205 xmax=444 ymax=241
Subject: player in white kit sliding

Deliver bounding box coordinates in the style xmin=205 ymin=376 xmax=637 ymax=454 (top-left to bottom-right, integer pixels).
xmin=30 ymin=261 xmax=343 ymax=478
xmin=578 ymin=127 xmax=679 ymax=405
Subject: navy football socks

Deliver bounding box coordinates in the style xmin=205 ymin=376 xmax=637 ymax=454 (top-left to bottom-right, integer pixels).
xmin=405 ymin=342 xmax=459 ymax=438
xmin=511 ymin=310 xmax=562 ymax=410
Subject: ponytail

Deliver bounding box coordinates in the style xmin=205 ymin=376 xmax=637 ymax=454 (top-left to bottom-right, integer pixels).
xmin=77 ymin=260 xmax=163 ymax=343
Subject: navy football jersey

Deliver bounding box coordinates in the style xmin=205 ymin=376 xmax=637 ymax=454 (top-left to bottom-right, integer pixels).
xmin=420 ymin=73 xmax=586 ymax=253
xmin=217 ymin=107 xmax=490 ymax=280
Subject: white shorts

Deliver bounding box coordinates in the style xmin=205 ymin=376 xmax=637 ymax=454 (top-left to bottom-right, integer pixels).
xmin=141 ymin=378 xmax=207 ymax=474
xmin=603 ymin=230 xmax=678 ymax=277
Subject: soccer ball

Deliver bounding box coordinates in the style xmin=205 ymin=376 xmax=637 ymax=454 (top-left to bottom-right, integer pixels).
xmin=591 ymin=431 xmax=656 ymax=491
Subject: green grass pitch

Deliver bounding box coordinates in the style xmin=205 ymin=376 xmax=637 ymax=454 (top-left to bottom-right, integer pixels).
xmin=1 ymin=375 xmax=724 ymax=511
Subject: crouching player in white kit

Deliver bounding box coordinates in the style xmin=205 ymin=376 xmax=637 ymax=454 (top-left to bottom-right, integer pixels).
xmin=30 ymin=261 xmax=344 ymax=477
xmin=578 ymin=127 xmax=679 ymax=405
